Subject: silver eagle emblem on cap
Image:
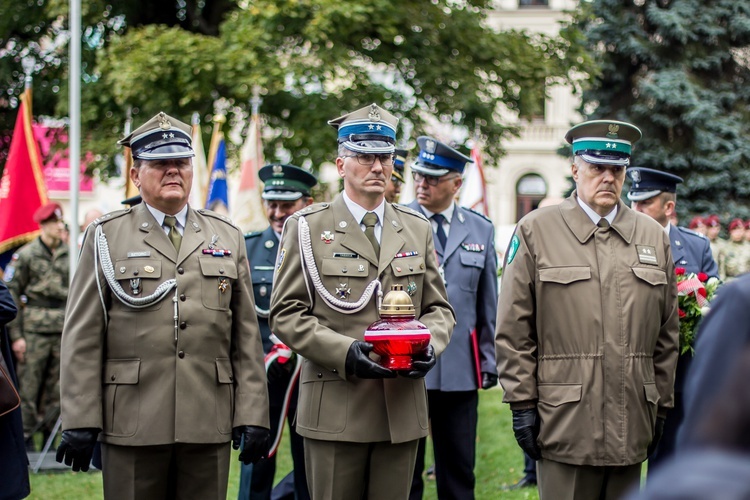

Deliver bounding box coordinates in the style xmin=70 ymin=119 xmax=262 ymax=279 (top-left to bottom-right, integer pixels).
xmin=631 ymin=170 xmax=641 ymax=183
xmin=158 ymin=112 xmax=172 ymax=130
xmin=273 ymin=164 xmax=283 ymax=176
xmin=424 ymin=139 xmax=437 ymax=154
xmin=607 ymin=123 xmax=619 ymax=138
xmin=368 ymin=104 xmax=381 ymax=122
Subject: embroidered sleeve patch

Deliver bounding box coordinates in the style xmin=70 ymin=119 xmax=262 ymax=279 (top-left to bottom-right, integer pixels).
xmin=506 ymin=235 xmax=520 ymax=266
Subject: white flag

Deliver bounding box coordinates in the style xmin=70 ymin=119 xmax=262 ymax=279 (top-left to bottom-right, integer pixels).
xmin=189 ymin=115 xmax=209 ymax=209
xmin=231 ymin=114 xmax=267 ymax=232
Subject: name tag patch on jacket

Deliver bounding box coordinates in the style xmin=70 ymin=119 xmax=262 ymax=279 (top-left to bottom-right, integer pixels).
xmin=636 ymin=245 xmax=658 ymax=265
xmin=127 ymin=251 xmax=151 ymax=258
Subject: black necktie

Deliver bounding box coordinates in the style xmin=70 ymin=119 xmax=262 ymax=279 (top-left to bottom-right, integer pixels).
xmin=432 ymin=213 xmax=447 ymax=248
xmin=362 ymin=212 xmax=380 ymax=255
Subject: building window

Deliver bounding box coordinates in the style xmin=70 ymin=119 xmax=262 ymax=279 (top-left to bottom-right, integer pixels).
xmin=516 ymin=174 xmax=547 ymax=221
xmin=519 ymin=0 xmax=549 ymax=7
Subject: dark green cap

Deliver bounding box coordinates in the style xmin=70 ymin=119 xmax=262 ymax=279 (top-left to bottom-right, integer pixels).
xmin=259 ymin=164 xmax=318 ymax=201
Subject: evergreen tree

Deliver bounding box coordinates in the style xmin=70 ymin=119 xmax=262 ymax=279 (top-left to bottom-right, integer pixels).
xmin=565 ymin=0 xmax=750 ymax=221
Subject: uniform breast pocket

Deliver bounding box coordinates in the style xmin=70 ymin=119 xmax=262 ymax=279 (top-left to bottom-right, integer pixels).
xmin=321 ymin=257 xmax=371 ymax=301
xmin=458 ymin=252 xmax=484 ymax=291
xmin=631 ymin=267 xmax=668 ymax=287
xmin=199 ymin=258 xmax=238 ymax=311
xmin=114 ymin=259 xmax=164 ymax=310
xmin=390 ymin=256 xmax=426 ymax=296
xmin=251 ymin=267 xmax=274 ymax=312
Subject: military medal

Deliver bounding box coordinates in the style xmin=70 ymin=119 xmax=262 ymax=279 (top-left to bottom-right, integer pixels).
xmin=144 ymin=265 xmax=155 ymax=273
xmin=395 ymin=251 xmax=419 ymax=258
xmin=358 ymin=264 xmax=366 ymax=273
xmin=461 ymin=243 xmax=485 ymax=252
xmin=336 ymin=283 xmax=351 ymax=300
xmin=202 ymin=248 xmax=232 ymax=256
xmin=321 ymin=231 xmax=334 ymax=244
xmin=130 ymin=278 xmax=141 ymax=295
xmin=407 ymin=280 xmax=417 ymax=296
xmin=218 ymin=278 xmax=229 ymax=294
xmin=209 ymin=234 xmax=219 ymax=250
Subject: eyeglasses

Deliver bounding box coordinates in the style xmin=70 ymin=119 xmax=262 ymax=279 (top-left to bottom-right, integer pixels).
xmin=412 ymin=172 xmax=458 ymax=187
xmin=390 ymin=176 xmax=404 ymax=186
xmin=341 ymin=153 xmax=395 ymax=167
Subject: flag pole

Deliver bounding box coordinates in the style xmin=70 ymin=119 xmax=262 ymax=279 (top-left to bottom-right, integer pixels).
xmin=68 ymin=0 xmax=81 ymax=278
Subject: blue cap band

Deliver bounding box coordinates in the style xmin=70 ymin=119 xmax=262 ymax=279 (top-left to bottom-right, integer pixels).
xmin=418 ymin=150 xmax=465 ymax=172
xmin=338 ymin=122 xmax=396 ymax=142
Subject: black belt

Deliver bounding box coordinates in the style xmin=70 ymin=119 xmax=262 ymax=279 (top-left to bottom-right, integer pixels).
xmin=26 ymin=298 xmax=66 ymax=309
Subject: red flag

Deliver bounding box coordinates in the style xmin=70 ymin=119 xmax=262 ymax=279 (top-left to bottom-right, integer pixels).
xmin=0 ymin=90 xmax=48 ymax=253
xmin=458 ymin=145 xmax=489 ymax=216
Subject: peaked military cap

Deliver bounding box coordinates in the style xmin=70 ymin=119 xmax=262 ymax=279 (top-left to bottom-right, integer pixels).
xmin=565 ymin=119 xmax=642 ymax=167
xmin=411 ymin=136 xmax=472 ymax=177
xmin=328 ymin=103 xmax=398 ymax=154
xmin=118 ymin=112 xmax=194 ymax=161
xmin=392 ymin=148 xmax=409 ymax=183
xmin=259 ymin=164 xmax=317 ymax=201
xmin=626 ymin=167 xmax=684 ymax=201
xmin=121 ymin=194 xmax=143 ymax=207
xmin=33 ymin=202 xmax=63 ymax=223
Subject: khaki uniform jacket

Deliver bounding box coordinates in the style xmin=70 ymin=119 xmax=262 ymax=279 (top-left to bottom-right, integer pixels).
xmin=269 ymin=195 xmax=455 ymax=444
xmin=496 ymin=194 xmax=679 ymax=466
xmin=4 ymin=237 xmax=69 ymax=338
xmin=60 ymin=204 xmax=269 ymax=446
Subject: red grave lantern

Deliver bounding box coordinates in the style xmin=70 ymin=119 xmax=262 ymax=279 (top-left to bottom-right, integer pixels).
xmin=364 ymin=284 xmax=431 ymax=370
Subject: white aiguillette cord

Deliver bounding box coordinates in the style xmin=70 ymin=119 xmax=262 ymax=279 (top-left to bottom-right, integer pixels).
xmin=297 ymin=216 xmax=382 ymax=314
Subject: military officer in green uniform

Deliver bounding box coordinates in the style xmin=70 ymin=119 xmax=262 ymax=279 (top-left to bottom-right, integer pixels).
xmin=239 ymin=163 xmax=317 ymax=500
xmin=4 ymin=201 xmax=69 ymax=449
xmin=270 ymin=104 xmax=455 ymax=499
xmin=56 ymin=112 xmax=270 ymax=499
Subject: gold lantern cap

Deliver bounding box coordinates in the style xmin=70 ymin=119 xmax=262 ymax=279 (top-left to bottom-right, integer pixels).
xmin=379 ymin=284 xmax=415 ymax=316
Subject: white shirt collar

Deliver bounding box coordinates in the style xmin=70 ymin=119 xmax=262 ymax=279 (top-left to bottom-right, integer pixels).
xmin=145 ymin=203 xmax=189 ymax=230
xmin=342 ymin=191 xmax=385 ymax=226
xmin=420 ymin=202 xmax=455 ymax=223
xmin=665 ymin=223 xmax=672 ymax=236
xmin=576 ymin=195 xmax=617 ymax=226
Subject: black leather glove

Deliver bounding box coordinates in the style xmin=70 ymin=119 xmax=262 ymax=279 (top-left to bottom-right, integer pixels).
xmin=345 ymin=341 xmax=396 ymax=379
xmin=482 ymin=372 xmax=498 ymax=390
xmin=647 ymin=416 xmax=666 ymax=457
xmin=232 ymin=425 xmax=271 ymax=465
xmin=512 ymin=408 xmax=541 ymax=460
xmin=401 ymin=345 xmax=436 ymax=379
xmin=55 ymin=428 xmax=100 ymax=472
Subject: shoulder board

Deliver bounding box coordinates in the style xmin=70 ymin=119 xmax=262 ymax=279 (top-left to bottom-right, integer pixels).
xmin=466 ymin=207 xmax=492 ymax=223
xmin=291 ymin=203 xmax=330 ymax=219
xmin=197 ymin=209 xmax=238 ymax=228
xmin=679 ymin=226 xmax=707 ymax=239
xmin=244 ymin=230 xmax=264 ymax=239
xmin=393 ymin=204 xmax=428 ymax=221
xmin=93 ymin=208 xmax=131 ymax=226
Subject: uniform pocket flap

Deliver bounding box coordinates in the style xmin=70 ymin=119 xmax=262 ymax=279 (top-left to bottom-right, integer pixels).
xmin=199 ymin=258 xmax=238 ymax=279
xmin=321 ymin=258 xmax=370 ymax=277
xmin=459 ymin=252 xmax=484 ymax=269
xmin=114 ymin=259 xmax=162 ymax=279
xmin=103 ymin=359 xmax=141 ymax=385
xmin=632 ymin=267 xmax=667 ymax=286
xmin=215 ymin=358 xmax=234 ymax=384
xmin=301 ymin=363 xmax=341 ymax=383
xmin=391 ymin=256 xmax=426 ymax=276
xmin=643 ymin=382 xmax=660 ymax=405
xmin=538 ymin=384 xmax=582 ymax=407
xmin=539 ymin=266 xmax=591 ymax=284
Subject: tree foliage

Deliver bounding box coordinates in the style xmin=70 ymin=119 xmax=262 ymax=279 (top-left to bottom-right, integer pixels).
xmin=564 ymin=0 xmax=750 ymax=221
xmin=1 ymin=0 xmax=572 ymax=180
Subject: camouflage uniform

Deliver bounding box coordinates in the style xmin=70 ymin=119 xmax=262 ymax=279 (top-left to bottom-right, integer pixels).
xmin=4 ymin=237 xmax=69 ymax=439
xmin=710 ymin=238 xmax=725 ymax=279
xmin=720 ymin=240 xmax=750 ymax=281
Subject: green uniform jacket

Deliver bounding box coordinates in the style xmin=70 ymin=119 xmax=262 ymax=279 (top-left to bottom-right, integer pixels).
xmin=4 ymin=237 xmax=69 ymax=339
xmin=270 ymin=195 xmax=455 ymax=444
xmin=60 ymin=204 xmax=269 ymax=446
xmin=496 ymin=193 xmax=679 ymax=466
